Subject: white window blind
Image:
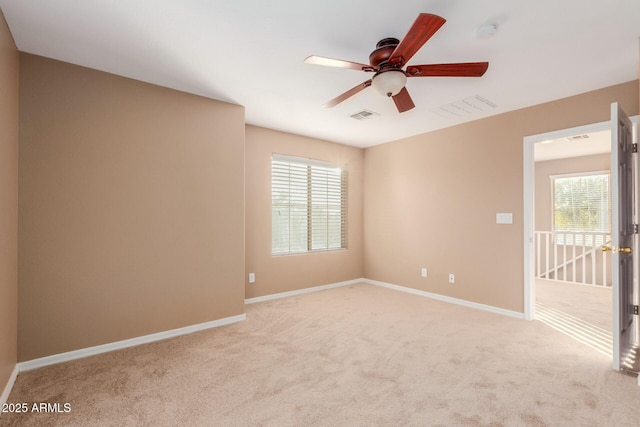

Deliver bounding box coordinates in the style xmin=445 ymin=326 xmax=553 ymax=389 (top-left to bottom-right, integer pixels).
xmin=272 ymin=154 xmax=348 ymax=255
xmin=552 ymin=172 xmax=610 ymax=245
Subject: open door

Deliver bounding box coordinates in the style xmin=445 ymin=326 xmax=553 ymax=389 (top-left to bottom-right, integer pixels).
xmin=609 ymin=102 xmax=637 ymax=372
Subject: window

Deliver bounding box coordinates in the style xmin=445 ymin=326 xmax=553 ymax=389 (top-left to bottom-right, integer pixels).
xmin=271 ymin=154 xmax=348 ymax=255
xmin=552 ymin=171 xmax=610 ymax=245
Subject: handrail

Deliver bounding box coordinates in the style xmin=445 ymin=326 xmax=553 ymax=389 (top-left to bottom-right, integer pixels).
xmin=535 ymin=231 xmax=611 ymax=287
xmin=539 ymin=237 xmax=611 ymax=278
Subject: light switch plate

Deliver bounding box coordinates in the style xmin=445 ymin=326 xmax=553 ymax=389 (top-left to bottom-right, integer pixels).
xmin=496 ymin=213 xmax=513 ymax=224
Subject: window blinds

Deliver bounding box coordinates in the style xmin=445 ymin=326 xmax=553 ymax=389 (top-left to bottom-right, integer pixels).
xmin=272 ymin=154 xmax=348 ymax=255
xmin=552 ymin=172 xmax=610 ymax=245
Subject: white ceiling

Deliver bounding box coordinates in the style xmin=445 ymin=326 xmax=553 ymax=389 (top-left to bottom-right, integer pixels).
xmin=1 ymin=0 xmax=639 ymax=148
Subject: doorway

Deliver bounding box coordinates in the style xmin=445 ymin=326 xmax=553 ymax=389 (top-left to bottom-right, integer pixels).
xmin=523 ymin=117 xmax=639 ymax=357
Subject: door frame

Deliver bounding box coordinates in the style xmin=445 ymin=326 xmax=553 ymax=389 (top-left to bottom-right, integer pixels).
xmin=523 ymin=117 xmax=639 ymax=321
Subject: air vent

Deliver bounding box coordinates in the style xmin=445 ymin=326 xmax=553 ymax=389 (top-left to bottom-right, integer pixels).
xmin=431 ymin=95 xmax=497 ymax=119
xmin=350 ymin=109 xmax=380 ymax=120
xmin=564 ymin=134 xmax=590 ymax=142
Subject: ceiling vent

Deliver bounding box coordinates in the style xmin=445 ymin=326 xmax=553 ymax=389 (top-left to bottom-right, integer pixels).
xmin=564 ymin=134 xmax=590 ymax=141
xmin=431 ymin=95 xmax=497 ymax=119
xmin=349 ymin=109 xmax=380 ymax=120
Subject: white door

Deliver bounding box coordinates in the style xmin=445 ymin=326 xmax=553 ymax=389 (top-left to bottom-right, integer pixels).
xmin=610 ymin=102 xmax=636 ymax=371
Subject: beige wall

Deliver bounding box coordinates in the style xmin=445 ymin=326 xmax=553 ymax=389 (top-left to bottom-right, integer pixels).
xmin=364 ymin=80 xmax=639 ymax=313
xmin=0 ymin=8 xmax=18 ymax=395
xmin=245 ymin=125 xmax=364 ymax=298
xmin=7 ymin=36 xmax=640 ymax=366
xmin=535 ymin=153 xmax=611 ymax=232
xmin=18 ymin=54 xmax=246 ymax=361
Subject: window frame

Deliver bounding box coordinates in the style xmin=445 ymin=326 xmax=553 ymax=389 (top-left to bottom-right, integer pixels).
xmin=550 ymin=170 xmax=611 ymax=246
xmin=271 ymin=154 xmax=348 ymax=256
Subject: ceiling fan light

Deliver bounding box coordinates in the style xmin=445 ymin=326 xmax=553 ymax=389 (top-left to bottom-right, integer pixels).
xmin=372 ymin=70 xmax=407 ymax=97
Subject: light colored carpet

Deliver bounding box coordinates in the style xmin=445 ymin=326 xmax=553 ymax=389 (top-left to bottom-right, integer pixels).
xmin=535 ymin=279 xmax=611 ymax=332
xmin=535 ymin=279 xmax=612 ymax=357
xmin=2 ymin=283 xmax=639 ymax=426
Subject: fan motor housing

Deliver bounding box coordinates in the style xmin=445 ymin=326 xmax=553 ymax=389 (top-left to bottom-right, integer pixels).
xmin=369 ymin=38 xmax=399 ymax=67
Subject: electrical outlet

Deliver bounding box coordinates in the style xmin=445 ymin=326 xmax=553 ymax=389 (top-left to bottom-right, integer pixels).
xmin=421 ymin=268 xmax=428 ymax=278
xmin=248 ymin=273 xmax=255 ymax=283
xmin=448 ymin=273 xmax=455 ymax=284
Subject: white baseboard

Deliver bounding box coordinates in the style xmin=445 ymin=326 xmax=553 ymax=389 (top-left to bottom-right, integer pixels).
xmin=245 ymin=278 xmax=524 ymax=320
xmin=12 ymin=277 xmax=523 ymax=376
xmin=364 ymin=279 xmax=525 ymax=320
xmin=0 ymin=364 xmax=19 ymax=410
xmin=245 ymin=278 xmax=364 ymax=304
xmin=18 ymin=313 xmax=246 ymax=372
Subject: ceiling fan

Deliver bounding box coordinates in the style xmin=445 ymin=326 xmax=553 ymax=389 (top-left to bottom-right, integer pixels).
xmin=304 ymin=13 xmax=489 ymax=113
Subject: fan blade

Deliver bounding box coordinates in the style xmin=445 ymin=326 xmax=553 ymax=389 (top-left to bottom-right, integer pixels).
xmin=322 ymin=80 xmax=372 ymax=108
xmin=388 ymin=14 xmax=446 ymax=67
xmin=406 ymin=62 xmax=489 ymax=77
xmin=305 ymin=55 xmax=376 ymax=72
xmin=392 ymin=87 xmax=415 ymax=113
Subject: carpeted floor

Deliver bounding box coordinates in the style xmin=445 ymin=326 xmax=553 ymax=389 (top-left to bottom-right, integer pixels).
xmin=535 ymin=278 xmax=611 ymax=332
xmin=2 ymin=283 xmax=639 ymax=426
xmin=535 ymin=279 xmax=612 ymax=357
